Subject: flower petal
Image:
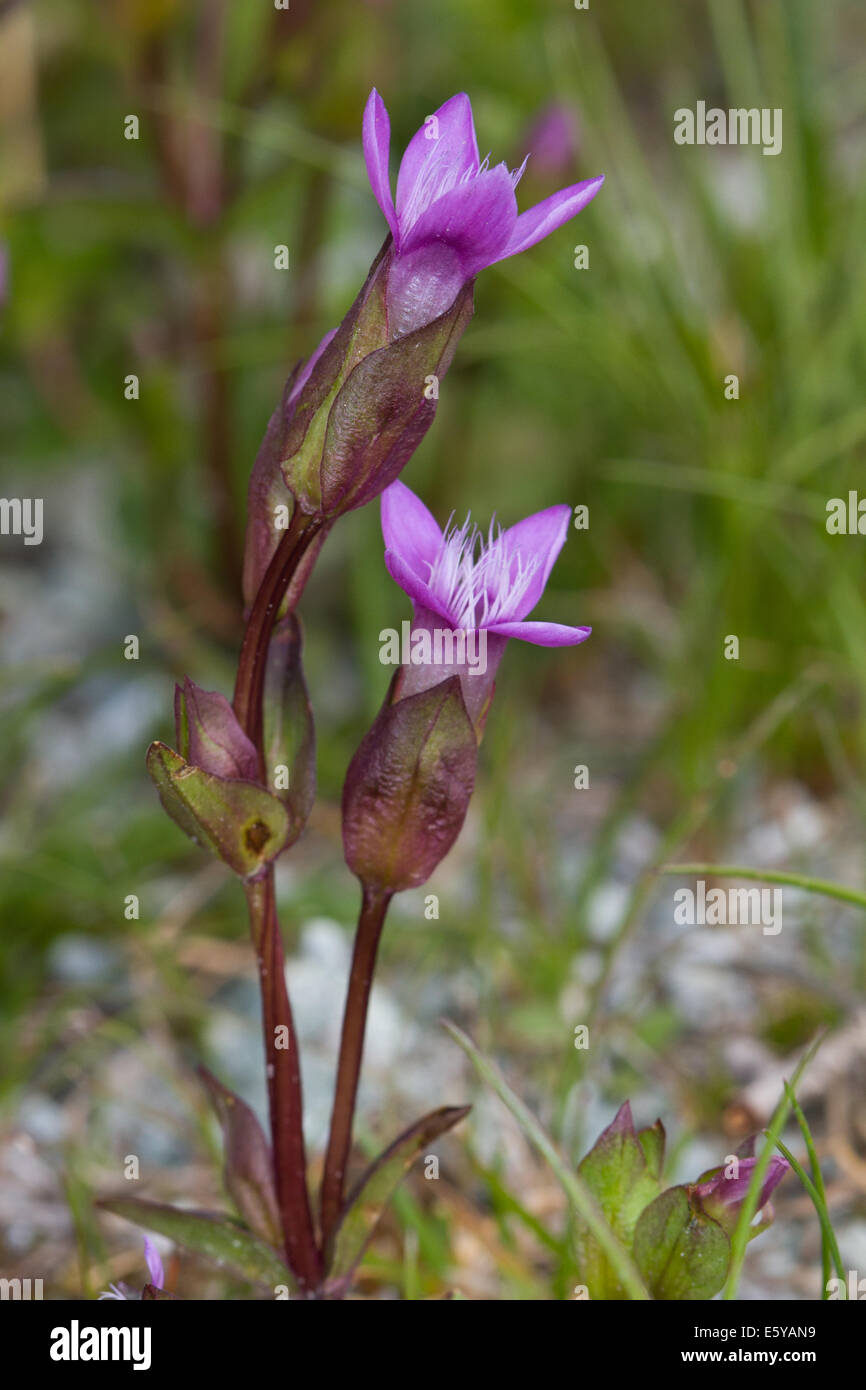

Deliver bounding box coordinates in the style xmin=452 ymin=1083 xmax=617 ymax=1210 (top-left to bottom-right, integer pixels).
xmin=384 ymin=547 xmax=442 ymax=615
xmin=396 ymin=92 xmax=480 ymax=232
xmin=143 ymin=1237 xmax=165 ymax=1290
xmin=385 ymin=240 xmax=467 ymax=337
xmin=494 ymin=503 xmax=572 ymax=619
xmin=381 ymin=479 xmax=444 ymax=578
xmin=485 ymin=620 xmax=591 ymax=646
xmin=495 ymin=175 xmax=604 ymax=261
xmin=400 ymin=162 xmax=518 ymax=276
xmin=363 ymin=89 xmax=398 ymax=238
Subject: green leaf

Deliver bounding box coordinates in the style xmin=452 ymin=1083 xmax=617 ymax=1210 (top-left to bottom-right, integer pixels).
xmin=146 ymin=741 xmax=290 ymax=879
xmin=99 ymin=1198 xmax=295 ymax=1290
xmin=198 ymin=1067 xmax=282 ymax=1250
xmin=325 ymin=1105 xmax=470 ymax=1290
xmin=633 ymin=1187 xmax=730 ymax=1301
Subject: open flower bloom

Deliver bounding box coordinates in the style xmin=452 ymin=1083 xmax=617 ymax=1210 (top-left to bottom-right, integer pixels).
xmin=693 ymin=1155 xmax=790 ymax=1233
xmin=364 ymin=89 xmax=604 ymax=335
xmin=381 ymin=479 xmax=590 ymax=725
xmin=98 ymin=1237 xmax=166 ymax=1301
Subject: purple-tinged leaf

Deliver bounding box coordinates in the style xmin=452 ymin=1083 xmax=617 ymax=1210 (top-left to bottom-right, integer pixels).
xmin=324 ymin=1105 xmax=470 ymax=1291
xmin=199 ymin=1067 xmax=282 ymax=1250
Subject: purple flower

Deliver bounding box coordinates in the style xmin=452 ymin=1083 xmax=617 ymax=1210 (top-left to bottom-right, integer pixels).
xmin=363 ymin=89 xmax=603 ymax=336
xmin=381 ymin=479 xmax=590 ymax=723
xmin=98 ymin=1237 xmax=166 ymax=1301
xmin=521 ymin=104 xmax=579 ymax=178
xmin=694 ymin=1155 xmax=790 ymax=1232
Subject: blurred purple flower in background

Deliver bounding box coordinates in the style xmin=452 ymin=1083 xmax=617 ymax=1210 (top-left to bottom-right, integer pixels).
xmin=363 ymin=89 xmax=603 ymax=334
xmin=521 ymin=102 xmax=579 ymax=178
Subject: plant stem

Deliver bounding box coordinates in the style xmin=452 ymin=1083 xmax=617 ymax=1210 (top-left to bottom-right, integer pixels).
xmin=233 ymin=508 xmax=320 ymax=763
xmin=246 ymin=873 xmax=321 ymax=1290
xmin=320 ymin=884 xmax=393 ymax=1247
xmin=234 ymin=508 xmax=324 ymax=1289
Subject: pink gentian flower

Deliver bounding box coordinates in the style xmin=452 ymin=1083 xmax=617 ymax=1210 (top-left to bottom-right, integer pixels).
xmin=381 ymin=479 xmax=590 ymax=723
xmin=363 ymin=89 xmax=603 ymax=336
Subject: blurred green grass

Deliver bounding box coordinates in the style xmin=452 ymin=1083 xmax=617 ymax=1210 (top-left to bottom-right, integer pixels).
xmin=2 ymin=0 xmax=865 ymax=1297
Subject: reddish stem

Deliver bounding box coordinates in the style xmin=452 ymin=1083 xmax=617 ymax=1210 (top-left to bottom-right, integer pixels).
xmin=320 ymin=884 xmax=393 ymax=1248
xmin=246 ymin=874 xmax=321 ymax=1290
xmin=233 ymin=509 xmax=320 ymax=763
xmin=234 ymin=508 xmax=322 ymax=1290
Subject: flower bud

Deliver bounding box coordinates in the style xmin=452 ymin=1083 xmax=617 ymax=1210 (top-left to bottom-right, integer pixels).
xmin=632 ymin=1185 xmax=731 ymax=1301
xmin=174 ymin=677 xmax=258 ymax=781
xmin=242 ymin=239 xmax=473 ymax=573
xmin=692 ymin=1153 xmax=790 ymax=1234
xmin=150 ymin=675 xmax=295 ymax=880
xmin=573 ymin=1101 xmax=664 ymax=1300
xmin=341 ymin=674 xmax=477 ymax=894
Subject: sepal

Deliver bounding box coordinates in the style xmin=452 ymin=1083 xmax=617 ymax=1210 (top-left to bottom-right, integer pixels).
xmin=146 ymin=741 xmax=290 ymax=880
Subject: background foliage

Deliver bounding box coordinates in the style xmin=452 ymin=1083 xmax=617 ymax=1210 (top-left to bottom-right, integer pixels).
xmin=2 ymin=0 xmax=865 ymax=1299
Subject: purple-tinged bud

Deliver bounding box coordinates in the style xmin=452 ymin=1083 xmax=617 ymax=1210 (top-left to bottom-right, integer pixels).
xmin=242 ymin=238 xmax=472 ymax=554
xmin=633 ymin=1185 xmax=731 ymax=1301
xmin=175 ymin=677 xmax=258 ymax=781
xmin=152 ymin=655 xmax=312 ymax=879
xmin=692 ymin=1153 xmax=790 ymax=1234
xmin=342 ymin=674 xmax=477 ymax=894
